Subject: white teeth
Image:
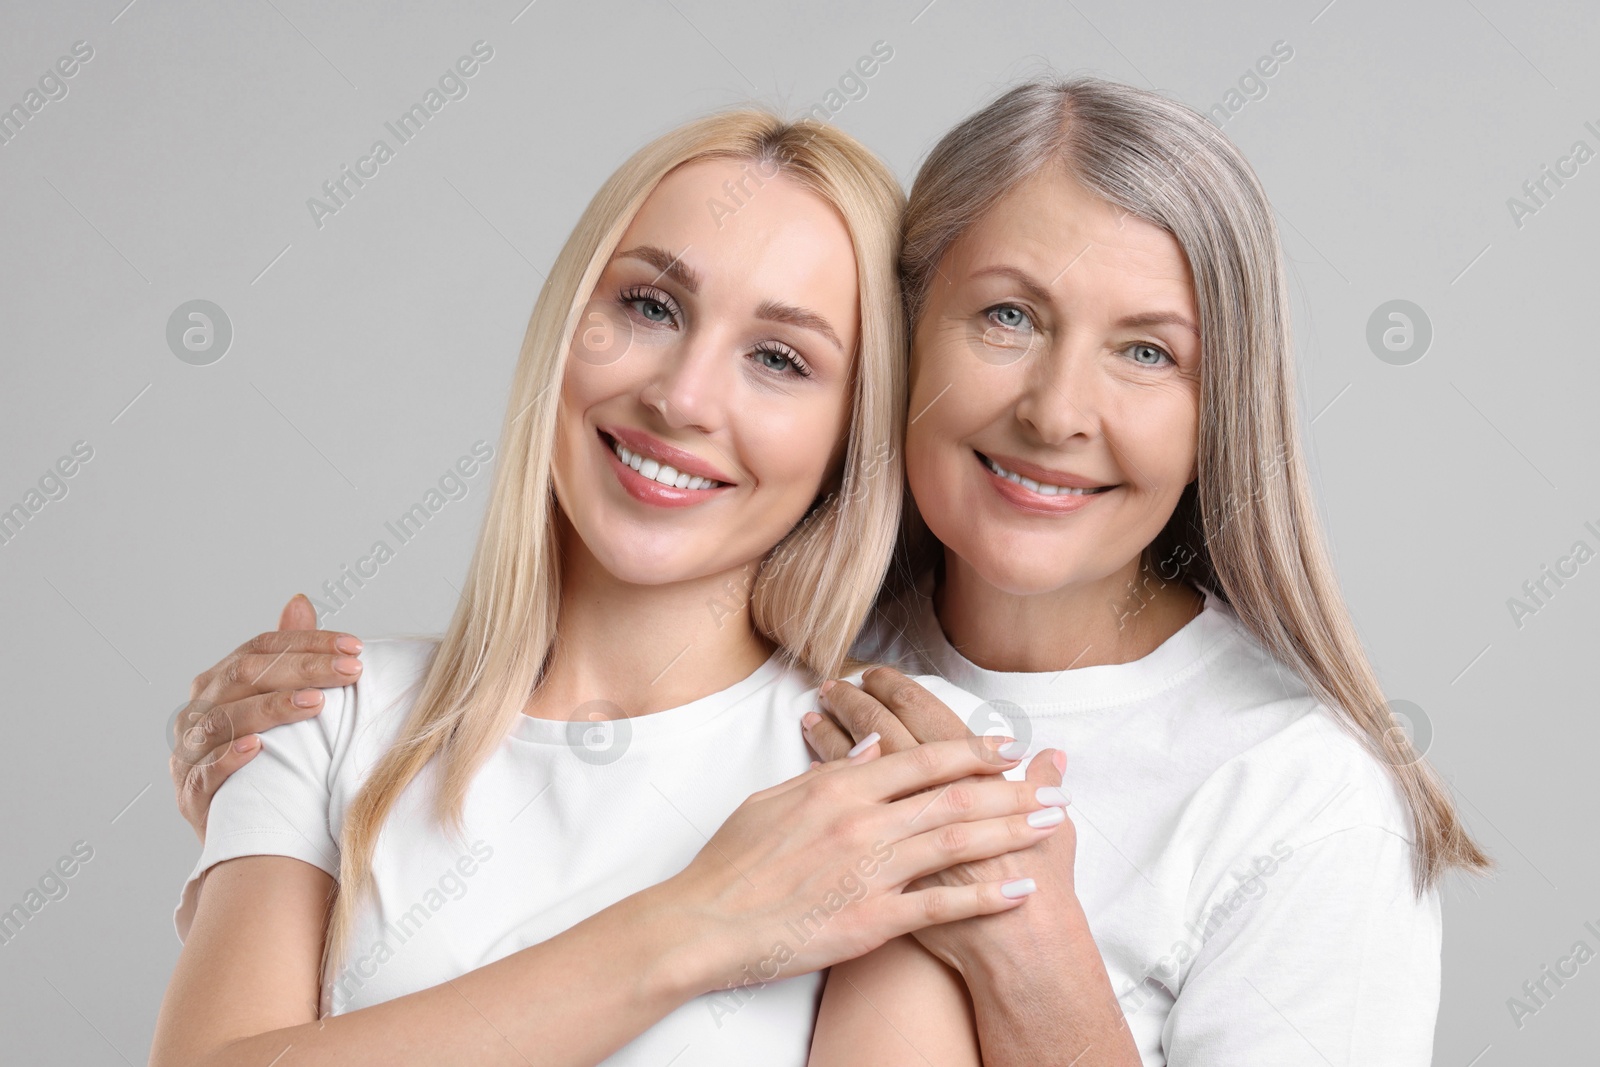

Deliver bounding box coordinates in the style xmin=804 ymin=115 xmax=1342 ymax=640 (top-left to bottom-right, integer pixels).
xmin=981 ymin=454 xmax=1106 ymax=496
xmin=609 ymin=436 xmax=721 ymax=490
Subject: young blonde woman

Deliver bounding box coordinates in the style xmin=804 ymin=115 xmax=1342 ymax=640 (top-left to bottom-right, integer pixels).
xmin=153 ymin=111 xmax=1074 ymax=1067
xmin=169 ymin=79 xmax=1490 ymax=1065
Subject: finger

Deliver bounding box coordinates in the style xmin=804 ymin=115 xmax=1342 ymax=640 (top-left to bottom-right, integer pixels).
xmin=818 ymin=679 xmax=917 ymax=753
xmin=1024 ymin=748 xmax=1069 ymax=802
xmin=198 ymin=648 xmax=362 ymax=707
xmin=173 ymin=689 xmax=327 ymax=765
xmin=859 ymin=666 xmax=975 ymax=745
xmin=801 ymin=711 xmax=855 ymax=761
xmin=851 ymin=736 xmax=1025 ymax=802
xmin=882 ymin=877 xmax=1037 ymax=935
xmin=886 ymin=807 xmax=1064 ymax=885
xmin=278 ymin=593 xmax=319 ymax=632
xmin=887 ymin=775 xmax=1068 ymax=830
xmin=174 ymin=734 xmax=261 ymax=840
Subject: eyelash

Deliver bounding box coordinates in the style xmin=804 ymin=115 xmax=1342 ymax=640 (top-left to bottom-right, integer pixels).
xmin=618 ymin=286 xmax=813 ymax=379
xmin=983 ymin=303 xmax=1175 ymax=367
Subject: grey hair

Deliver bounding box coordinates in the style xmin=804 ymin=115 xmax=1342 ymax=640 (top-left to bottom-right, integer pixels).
xmin=895 ymin=77 xmax=1489 ymax=893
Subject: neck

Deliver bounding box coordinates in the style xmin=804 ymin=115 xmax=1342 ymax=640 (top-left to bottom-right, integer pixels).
xmin=526 ymin=521 xmax=776 ymax=721
xmin=933 ymin=548 xmax=1203 ymax=674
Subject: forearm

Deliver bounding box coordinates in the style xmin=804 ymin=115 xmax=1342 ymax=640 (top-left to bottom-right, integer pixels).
xmin=166 ymin=885 xmax=714 ymax=1067
xmin=958 ymin=898 xmax=1140 ymax=1067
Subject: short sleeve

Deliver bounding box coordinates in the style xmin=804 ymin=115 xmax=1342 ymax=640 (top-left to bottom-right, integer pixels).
xmin=1161 ymin=823 xmax=1441 ymax=1065
xmin=172 ymin=682 xmax=350 ymax=942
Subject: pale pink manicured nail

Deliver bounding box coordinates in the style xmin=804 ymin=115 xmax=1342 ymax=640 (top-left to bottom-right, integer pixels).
xmin=334 ymin=656 xmax=362 ymax=676
xmin=1036 ymin=786 xmax=1069 ymax=807
xmin=1027 ymin=806 xmax=1066 ymax=828
xmin=1051 ymin=750 xmax=1067 ymax=774
xmin=1001 ymin=878 xmax=1037 ymax=899
xmin=997 ymin=740 xmax=1028 ymax=760
xmin=801 ymin=712 xmax=823 ymax=729
xmin=847 ymin=732 xmax=880 ymax=758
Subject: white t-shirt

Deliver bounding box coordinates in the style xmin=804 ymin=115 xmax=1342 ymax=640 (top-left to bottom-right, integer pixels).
xmin=175 ymin=639 xmax=862 ymax=1065
xmin=850 ymin=575 xmax=1441 ymax=1067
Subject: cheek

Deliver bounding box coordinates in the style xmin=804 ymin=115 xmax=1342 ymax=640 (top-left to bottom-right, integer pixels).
xmin=1113 ymin=389 xmax=1199 ymax=495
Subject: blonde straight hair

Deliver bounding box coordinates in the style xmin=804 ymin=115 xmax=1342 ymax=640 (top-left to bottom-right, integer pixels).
xmin=318 ymin=110 xmax=907 ymax=1002
xmin=894 ymin=78 xmax=1490 ymax=893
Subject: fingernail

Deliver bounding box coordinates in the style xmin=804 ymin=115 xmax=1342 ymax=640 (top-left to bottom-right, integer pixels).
xmin=820 ymin=679 xmax=836 ymax=696
xmin=334 ymin=656 xmax=362 ymax=676
xmin=1027 ymin=806 xmax=1065 ymax=828
xmin=335 ymin=636 xmax=363 ymax=655
xmin=801 ymin=712 xmax=823 ymax=729
xmin=996 ymin=739 xmax=1028 ymax=761
xmin=233 ymin=736 xmax=259 ymax=753
xmin=846 ymin=731 xmax=880 ymax=758
xmin=292 ymin=688 xmax=322 ymax=709
xmin=1036 ymin=786 xmax=1069 ymax=808
xmin=1000 ymin=878 xmax=1037 ymax=899
xmin=1051 ymin=750 xmax=1067 ymax=774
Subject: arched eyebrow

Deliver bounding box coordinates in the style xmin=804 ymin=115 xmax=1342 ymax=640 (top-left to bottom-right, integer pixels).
xmin=755 ymin=300 xmax=844 ymax=353
xmin=617 ymin=244 xmax=701 ymax=293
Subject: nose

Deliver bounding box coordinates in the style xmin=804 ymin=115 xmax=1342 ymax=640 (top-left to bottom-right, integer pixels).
xmin=1013 ymin=335 xmax=1102 ymax=446
xmin=642 ymin=327 xmax=734 ymax=435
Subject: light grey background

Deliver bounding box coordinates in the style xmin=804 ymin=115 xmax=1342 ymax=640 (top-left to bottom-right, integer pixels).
xmin=1 ymin=0 xmax=1595 ymax=1062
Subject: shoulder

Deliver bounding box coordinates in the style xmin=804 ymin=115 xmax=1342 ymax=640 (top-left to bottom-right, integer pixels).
xmin=255 ymin=635 xmax=441 ymax=769
xmin=1170 ymin=601 xmax=1418 ymax=858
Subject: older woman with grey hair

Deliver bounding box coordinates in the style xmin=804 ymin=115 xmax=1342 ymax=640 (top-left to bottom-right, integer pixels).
xmin=169 ymin=78 xmax=1485 ymax=1066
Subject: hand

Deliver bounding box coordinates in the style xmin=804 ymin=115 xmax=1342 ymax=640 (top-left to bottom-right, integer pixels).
xmin=801 ymin=668 xmax=1079 ymax=977
xmin=657 ymin=734 xmax=1071 ymax=994
xmin=169 ymin=594 xmax=365 ymax=841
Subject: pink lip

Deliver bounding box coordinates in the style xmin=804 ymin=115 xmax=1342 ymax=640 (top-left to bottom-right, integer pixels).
xmin=975 ymin=450 xmax=1116 ymax=515
xmin=601 ymin=425 xmax=736 ymax=484
xmin=600 ymin=429 xmax=734 ymax=509
xmin=977 ymin=450 xmax=1112 ymax=490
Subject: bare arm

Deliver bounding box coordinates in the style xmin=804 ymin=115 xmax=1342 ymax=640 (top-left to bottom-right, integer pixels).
xmin=808 ymin=936 xmax=981 ymax=1067
xmin=156 ymin=738 xmax=1069 ymax=1067
xmin=152 ymin=855 xmax=707 ymax=1067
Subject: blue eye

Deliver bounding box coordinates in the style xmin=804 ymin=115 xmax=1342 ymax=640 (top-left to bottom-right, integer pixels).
xmin=1128 ymin=343 xmax=1171 ymax=366
xmin=620 ymin=286 xmax=679 ymax=325
xmin=634 ymin=298 xmax=672 ymax=322
xmin=751 ymin=345 xmax=812 ymax=379
xmin=988 ymin=304 xmax=1031 ymax=329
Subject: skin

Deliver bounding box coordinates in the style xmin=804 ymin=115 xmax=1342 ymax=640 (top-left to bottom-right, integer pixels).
xmin=154 ymin=159 xmax=1070 ymax=1067
xmin=169 ymin=163 xmax=1201 ymax=1065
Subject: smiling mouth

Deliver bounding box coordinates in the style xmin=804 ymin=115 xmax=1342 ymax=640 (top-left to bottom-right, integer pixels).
xmin=976 ymin=451 xmax=1116 ymax=496
xmin=600 ymin=431 xmax=730 ymax=491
